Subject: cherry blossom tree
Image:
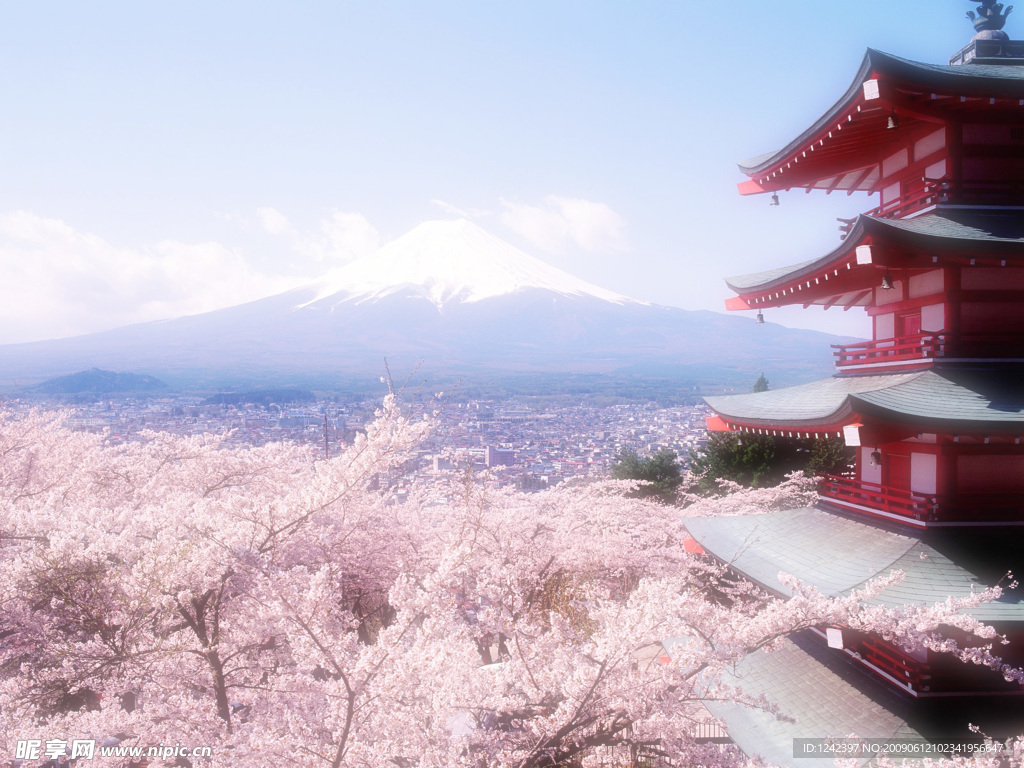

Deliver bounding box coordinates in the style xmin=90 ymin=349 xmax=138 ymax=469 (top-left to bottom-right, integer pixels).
xmin=1 ymin=398 xmax=1021 ymax=768
xmin=678 ymin=470 xmax=820 ymax=516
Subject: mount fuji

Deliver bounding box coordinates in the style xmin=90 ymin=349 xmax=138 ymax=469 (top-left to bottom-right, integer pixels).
xmin=306 ymin=218 xmax=635 ymax=309
xmin=0 ymin=219 xmax=849 ymax=393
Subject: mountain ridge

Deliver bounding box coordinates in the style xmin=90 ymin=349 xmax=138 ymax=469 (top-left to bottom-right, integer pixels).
xmin=0 ymin=220 xmax=855 ymax=393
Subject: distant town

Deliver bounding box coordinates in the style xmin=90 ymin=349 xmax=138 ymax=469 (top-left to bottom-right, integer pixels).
xmin=3 ymin=393 xmax=711 ymax=491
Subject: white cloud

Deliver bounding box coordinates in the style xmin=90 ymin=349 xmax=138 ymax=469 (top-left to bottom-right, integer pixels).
xmin=257 ymin=206 xmax=293 ymax=236
xmin=0 ymin=211 xmax=297 ymax=344
xmin=256 ymin=207 xmax=380 ymax=267
xmin=312 ymin=211 xmax=380 ymax=263
xmin=499 ymin=196 xmax=628 ymax=255
xmin=0 ymin=208 xmax=387 ymax=344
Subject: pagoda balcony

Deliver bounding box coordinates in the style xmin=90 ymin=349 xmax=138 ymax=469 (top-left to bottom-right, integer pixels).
xmin=845 ymin=179 xmax=1024 ymax=225
xmin=834 ymin=332 xmax=1024 ymax=369
xmin=857 ymin=635 xmax=931 ymax=692
xmin=832 ymin=332 xmax=947 ymax=370
xmin=818 ymin=475 xmax=938 ymax=524
xmin=819 ymin=476 xmax=1024 ymax=526
xmin=822 ymin=628 xmax=1024 ymax=695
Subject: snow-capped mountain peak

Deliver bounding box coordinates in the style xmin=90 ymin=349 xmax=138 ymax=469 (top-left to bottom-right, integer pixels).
xmin=303 ymin=219 xmax=641 ymax=309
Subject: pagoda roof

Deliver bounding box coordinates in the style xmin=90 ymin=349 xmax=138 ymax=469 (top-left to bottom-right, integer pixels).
xmin=877 ymin=210 xmax=1024 ymax=244
xmin=725 ymin=211 xmax=1024 ymax=309
xmin=705 ymin=370 xmax=1024 ymax=434
xmin=699 ymin=636 xmax=922 ymax=768
xmin=684 ymin=507 xmax=1024 ymax=624
xmin=853 ymin=369 xmax=1024 ymax=430
xmin=706 ymin=373 xmax=915 ymax=432
xmin=738 ymin=49 xmax=1024 ymax=194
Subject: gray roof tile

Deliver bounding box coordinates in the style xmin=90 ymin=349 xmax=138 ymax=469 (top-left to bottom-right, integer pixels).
xmin=703 ymin=637 xmax=922 ymax=768
xmin=852 ymin=371 xmax=1024 ymax=428
xmin=705 ymin=373 xmax=921 ymax=426
xmin=706 ymin=371 xmax=1024 ymax=430
xmin=684 ymin=508 xmax=1024 ymax=623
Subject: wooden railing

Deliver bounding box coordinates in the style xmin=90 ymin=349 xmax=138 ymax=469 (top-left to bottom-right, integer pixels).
xmin=833 ymin=332 xmax=1024 ymax=368
xmin=860 ymin=178 xmax=1024 ymax=223
xmin=832 ymin=332 xmax=946 ymax=368
xmin=818 ymin=475 xmax=938 ymax=522
xmin=866 ymin=178 xmax=945 ymax=220
xmin=859 ymin=636 xmax=929 ymax=691
xmin=820 ymin=478 xmax=1024 ymax=524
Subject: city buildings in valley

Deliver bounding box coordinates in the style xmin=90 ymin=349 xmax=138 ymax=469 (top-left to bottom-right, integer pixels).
xmin=6 ymin=393 xmax=709 ymax=492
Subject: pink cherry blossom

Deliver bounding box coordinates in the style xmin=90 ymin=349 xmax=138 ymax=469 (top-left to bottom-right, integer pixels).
xmin=0 ymin=399 xmax=1020 ymax=767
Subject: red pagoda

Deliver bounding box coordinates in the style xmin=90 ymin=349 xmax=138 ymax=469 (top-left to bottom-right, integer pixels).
xmin=688 ymin=3 xmax=1024 ymax=757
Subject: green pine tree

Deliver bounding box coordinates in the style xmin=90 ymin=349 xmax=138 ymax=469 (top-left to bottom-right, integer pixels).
xmin=610 ymin=449 xmax=683 ymax=504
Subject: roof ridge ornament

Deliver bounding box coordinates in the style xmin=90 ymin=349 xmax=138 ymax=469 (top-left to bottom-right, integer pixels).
xmin=966 ymin=0 xmax=1014 ymax=37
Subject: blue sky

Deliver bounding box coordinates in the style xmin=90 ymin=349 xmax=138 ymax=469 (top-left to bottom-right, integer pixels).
xmin=0 ymin=1 xmax=985 ymax=343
